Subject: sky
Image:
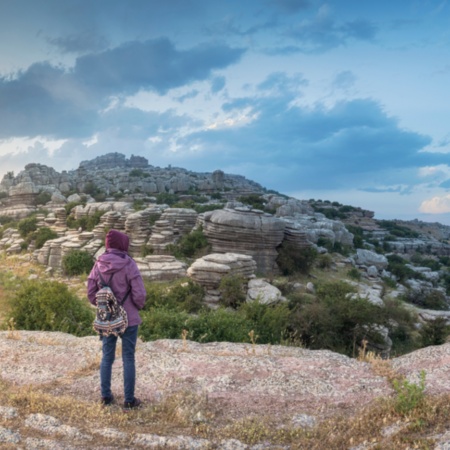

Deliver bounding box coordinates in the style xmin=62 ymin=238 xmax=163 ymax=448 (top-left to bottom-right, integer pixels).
xmin=1 ymin=0 xmax=450 ymax=223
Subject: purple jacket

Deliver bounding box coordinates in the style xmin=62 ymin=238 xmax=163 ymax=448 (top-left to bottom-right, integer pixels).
xmin=87 ymin=231 xmax=146 ymax=327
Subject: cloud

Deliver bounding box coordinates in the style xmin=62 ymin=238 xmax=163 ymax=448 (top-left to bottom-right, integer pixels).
xmin=332 ymin=70 xmax=357 ymax=91
xmin=74 ymin=38 xmax=245 ymax=96
xmin=175 ymin=93 xmax=433 ymax=191
xmin=0 ymin=38 xmax=244 ymax=139
xmin=46 ymin=31 xmax=109 ymax=54
xmin=281 ymin=6 xmax=378 ymax=54
xmin=420 ymin=195 xmax=450 ymax=214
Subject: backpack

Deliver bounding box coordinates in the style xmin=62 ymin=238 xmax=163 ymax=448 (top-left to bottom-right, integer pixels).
xmin=93 ymin=270 xmax=131 ymax=337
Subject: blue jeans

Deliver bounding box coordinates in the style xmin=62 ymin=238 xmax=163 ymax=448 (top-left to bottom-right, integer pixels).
xmin=100 ymin=325 xmax=138 ymax=403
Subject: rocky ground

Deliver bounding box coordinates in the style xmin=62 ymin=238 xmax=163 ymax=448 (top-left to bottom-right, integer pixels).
xmin=1 ymin=331 xmax=450 ymax=449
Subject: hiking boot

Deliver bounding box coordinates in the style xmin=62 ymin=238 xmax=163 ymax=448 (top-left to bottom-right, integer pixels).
xmin=101 ymin=395 xmax=115 ymax=406
xmin=123 ymin=397 xmax=142 ymax=411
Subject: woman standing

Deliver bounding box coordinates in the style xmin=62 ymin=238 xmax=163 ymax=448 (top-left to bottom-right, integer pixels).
xmin=87 ymin=229 xmax=146 ymax=410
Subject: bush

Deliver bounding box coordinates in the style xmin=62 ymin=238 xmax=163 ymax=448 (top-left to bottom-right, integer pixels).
xmin=139 ymin=306 xmax=252 ymax=343
xmin=219 ymin=275 xmax=247 ymax=308
xmin=18 ymin=216 xmax=37 ymax=238
xmin=156 ymin=192 xmax=179 ymax=205
xmin=6 ymin=279 xmax=94 ymax=336
xmin=347 ymin=267 xmax=361 ymax=280
xmin=387 ymin=254 xmax=417 ymax=282
xmin=276 ymin=243 xmax=318 ymax=276
xmin=35 ymin=191 xmax=52 ymax=205
xmin=420 ymin=317 xmax=450 ymax=347
xmin=187 ymin=308 xmax=252 ymax=343
xmin=167 ymin=228 xmax=210 ymax=259
xmin=287 ymin=281 xmax=387 ymax=356
xmin=139 ymin=307 xmax=190 ymax=341
xmin=143 ymin=279 xmax=204 ymax=313
xmin=239 ymin=301 xmax=290 ymax=344
xmin=381 ymin=298 xmax=419 ymax=356
xmin=401 ymin=288 xmax=449 ymax=311
xmin=238 ymin=194 xmax=266 ymax=210
xmin=32 ymin=227 xmax=58 ymax=249
xmin=62 ymin=250 xmax=94 ymax=276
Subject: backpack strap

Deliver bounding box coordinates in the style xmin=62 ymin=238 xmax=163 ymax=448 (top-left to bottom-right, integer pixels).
xmin=97 ymin=270 xmax=113 ymax=288
xmin=97 ymin=269 xmax=131 ymax=306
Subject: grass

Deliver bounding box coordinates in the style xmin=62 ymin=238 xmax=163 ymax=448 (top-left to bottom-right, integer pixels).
xmin=1 ymin=372 xmax=449 ymax=449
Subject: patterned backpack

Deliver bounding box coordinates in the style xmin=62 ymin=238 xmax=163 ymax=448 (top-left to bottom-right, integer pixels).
xmin=93 ymin=271 xmax=130 ymax=337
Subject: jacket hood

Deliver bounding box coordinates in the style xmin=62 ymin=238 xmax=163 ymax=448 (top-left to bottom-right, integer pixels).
xmin=96 ymin=249 xmax=130 ymax=274
xmin=105 ymin=229 xmax=129 ymax=252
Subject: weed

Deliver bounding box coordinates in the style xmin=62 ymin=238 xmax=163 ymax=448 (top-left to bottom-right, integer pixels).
xmin=392 ymin=370 xmax=426 ymax=415
xmin=6 ymin=317 xmax=20 ymax=340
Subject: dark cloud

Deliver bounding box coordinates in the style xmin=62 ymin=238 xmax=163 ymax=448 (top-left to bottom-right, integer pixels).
xmin=0 ymin=62 xmax=97 ymax=139
xmin=0 ymin=38 xmax=244 ymax=139
xmin=74 ymin=38 xmax=245 ymax=96
xmin=176 ymin=95 xmax=433 ymax=191
xmin=332 ymin=70 xmax=357 ymax=90
xmin=46 ymin=31 xmax=109 ymax=54
xmin=283 ymin=10 xmax=378 ymax=54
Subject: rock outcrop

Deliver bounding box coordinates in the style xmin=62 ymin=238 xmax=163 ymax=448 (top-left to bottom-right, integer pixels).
xmin=187 ymin=253 xmax=257 ymax=307
xmin=202 ymin=208 xmax=285 ymax=274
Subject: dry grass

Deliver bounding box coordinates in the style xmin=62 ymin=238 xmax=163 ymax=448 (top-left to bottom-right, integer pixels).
xmin=1 ymin=369 xmax=449 ymax=450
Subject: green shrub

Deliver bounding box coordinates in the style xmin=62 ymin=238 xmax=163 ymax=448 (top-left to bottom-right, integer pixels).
xmin=239 ymin=301 xmax=290 ymax=344
xmin=401 ymin=288 xmax=449 ymax=311
xmin=219 ymin=274 xmax=247 ymax=308
xmin=381 ymin=298 xmax=419 ymax=356
xmin=287 ymin=281 xmax=386 ymax=356
xmin=387 ymin=254 xmax=417 ymax=282
xmin=139 ymin=306 xmax=252 ymax=343
xmin=316 ymin=253 xmax=333 ymax=269
xmin=64 ymin=201 xmax=83 ymax=215
xmin=62 ymin=250 xmax=94 ymax=275
xmin=167 ymin=228 xmax=210 ymax=259
xmin=347 ymin=267 xmax=361 ymax=280
xmin=420 ymin=317 xmax=450 ymax=347
xmin=6 ymin=279 xmax=94 ymax=336
xmin=18 ymin=216 xmax=37 ymax=238
xmin=139 ymin=306 xmax=190 ymax=341
xmin=187 ymin=308 xmax=252 ymax=343
xmin=143 ymin=279 xmax=204 ymax=313
xmin=392 ymin=370 xmax=426 ymax=415
xmin=276 ymin=243 xmax=318 ymax=276
xmin=35 ymin=191 xmax=52 ymax=205
xmin=156 ymin=192 xmax=179 ymax=205
xmin=32 ymin=227 xmax=58 ymax=249
xmin=238 ymin=194 xmax=266 ymax=210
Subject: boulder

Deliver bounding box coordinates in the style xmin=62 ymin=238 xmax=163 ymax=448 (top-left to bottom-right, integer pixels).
xmin=246 ymin=279 xmax=285 ymax=305
xmin=354 ymin=249 xmax=388 ymax=270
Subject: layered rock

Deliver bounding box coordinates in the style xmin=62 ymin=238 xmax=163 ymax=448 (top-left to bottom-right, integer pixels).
xmin=147 ymin=208 xmax=198 ymax=254
xmin=187 ymin=253 xmax=257 ymax=307
xmin=202 ymin=208 xmax=285 ymax=274
xmin=135 ymin=255 xmax=187 ymax=281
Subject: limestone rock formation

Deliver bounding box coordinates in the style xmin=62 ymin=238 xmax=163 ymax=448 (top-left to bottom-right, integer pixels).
xmin=202 ymin=208 xmax=285 ymax=274
xmin=187 ymin=253 xmax=257 ymax=307
xmin=354 ymin=249 xmax=388 ymax=270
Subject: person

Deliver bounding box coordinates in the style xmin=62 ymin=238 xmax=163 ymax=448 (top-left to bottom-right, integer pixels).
xmin=87 ymin=229 xmax=146 ymax=410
